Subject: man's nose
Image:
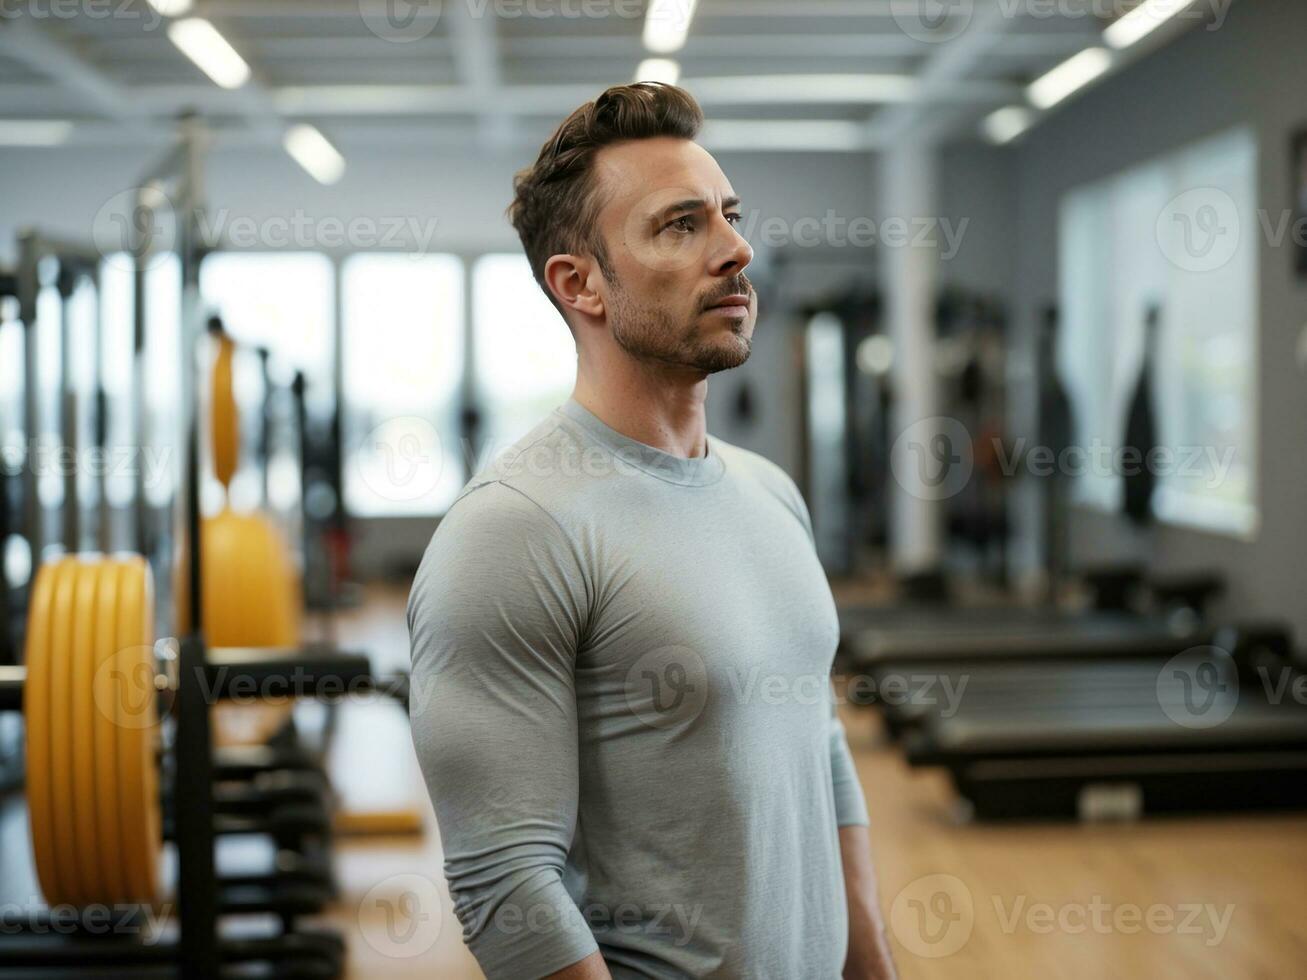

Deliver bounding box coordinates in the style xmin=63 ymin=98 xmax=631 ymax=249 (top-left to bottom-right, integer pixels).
xmin=710 ymin=218 xmax=753 ymax=278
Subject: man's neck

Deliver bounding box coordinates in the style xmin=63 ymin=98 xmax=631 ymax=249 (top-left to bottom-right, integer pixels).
xmin=571 ymin=365 xmax=710 ymax=460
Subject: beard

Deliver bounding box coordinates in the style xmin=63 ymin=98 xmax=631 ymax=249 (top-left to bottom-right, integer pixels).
xmin=606 ymin=279 xmax=753 ymax=374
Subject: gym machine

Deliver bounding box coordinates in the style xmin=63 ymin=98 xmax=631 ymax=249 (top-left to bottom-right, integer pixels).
xmin=902 ymin=625 xmax=1307 ymax=820
xmin=0 ymin=115 xmax=403 ymax=979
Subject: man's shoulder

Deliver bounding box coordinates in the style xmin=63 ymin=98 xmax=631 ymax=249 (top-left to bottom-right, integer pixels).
xmin=714 ymin=438 xmax=801 ymax=500
xmin=468 ymin=407 xmax=609 ymax=492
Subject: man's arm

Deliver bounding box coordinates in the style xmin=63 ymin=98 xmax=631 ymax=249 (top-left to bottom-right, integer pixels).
xmin=839 ymin=824 xmax=899 ymax=980
xmin=407 ymin=482 xmax=607 ymax=979
xmin=828 ymin=703 xmax=898 ymax=979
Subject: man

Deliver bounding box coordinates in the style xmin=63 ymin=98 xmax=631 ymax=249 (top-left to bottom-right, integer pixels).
xmin=408 ymin=82 xmax=898 ymax=980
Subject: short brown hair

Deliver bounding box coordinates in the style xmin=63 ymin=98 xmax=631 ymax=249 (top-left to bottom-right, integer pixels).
xmin=507 ymin=82 xmax=704 ymax=316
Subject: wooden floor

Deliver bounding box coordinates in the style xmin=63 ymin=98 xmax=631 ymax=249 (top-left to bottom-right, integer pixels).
xmin=324 ymin=587 xmax=1307 ymax=979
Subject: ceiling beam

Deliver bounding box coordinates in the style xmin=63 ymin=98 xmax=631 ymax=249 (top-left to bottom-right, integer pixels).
xmin=869 ymin=0 xmax=1027 ymax=145
xmin=0 ymin=17 xmax=142 ymax=124
xmin=270 ymin=74 xmax=1019 ymax=116
xmin=444 ymin=0 xmax=514 ymax=147
xmin=37 ymin=117 xmax=892 ymax=152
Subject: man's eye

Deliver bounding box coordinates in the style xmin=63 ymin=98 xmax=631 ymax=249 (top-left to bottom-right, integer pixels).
xmin=725 ymin=213 xmax=743 ymax=226
xmin=666 ymin=215 xmax=695 ymax=233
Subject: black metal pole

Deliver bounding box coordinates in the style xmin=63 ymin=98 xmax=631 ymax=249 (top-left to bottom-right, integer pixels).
xmin=173 ymin=112 xmax=219 ymax=980
xmin=17 ymin=232 xmax=42 ymax=566
xmin=57 ymin=264 xmax=79 ymax=554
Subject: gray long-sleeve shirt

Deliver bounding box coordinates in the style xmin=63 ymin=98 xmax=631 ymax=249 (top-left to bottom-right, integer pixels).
xmin=407 ymin=398 xmax=869 ymax=979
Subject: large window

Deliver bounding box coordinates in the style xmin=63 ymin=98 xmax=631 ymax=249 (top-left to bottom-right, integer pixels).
xmin=1057 ymin=127 xmax=1257 ymax=536
xmin=99 ymin=257 xmax=135 ymax=514
xmin=342 ymin=253 xmax=464 ymax=517
xmin=143 ymin=253 xmax=181 ymax=510
xmin=471 ymin=253 xmax=576 ymax=462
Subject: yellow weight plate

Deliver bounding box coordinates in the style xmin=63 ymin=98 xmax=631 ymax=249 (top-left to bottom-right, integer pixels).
xmin=70 ymin=559 xmax=105 ymax=901
xmin=47 ymin=558 xmax=81 ymax=904
xmin=115 ymin=556 xmax=160 ymax=904
xmin=91 ymin=561 xmax=127 ymax=903
xmin=211 ymin=334 xmax=239 ymax=490
xmin=23 ymin=559 xmax=63 ymax=904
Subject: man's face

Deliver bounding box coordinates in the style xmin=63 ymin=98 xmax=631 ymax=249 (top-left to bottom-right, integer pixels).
xmin=591 ymin=136 xmax=756 ymax=374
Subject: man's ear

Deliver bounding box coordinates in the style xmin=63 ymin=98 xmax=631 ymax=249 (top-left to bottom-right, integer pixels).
xmin=545 ymin=254 xmax=605 ymax=320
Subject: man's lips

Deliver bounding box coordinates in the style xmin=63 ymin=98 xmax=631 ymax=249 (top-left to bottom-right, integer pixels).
xmin=706 ymin=294 xmax=751 ymax=315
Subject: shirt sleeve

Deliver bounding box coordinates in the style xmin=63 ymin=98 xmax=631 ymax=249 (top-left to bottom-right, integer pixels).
xmin=407 ymin=480 xmax=599 ymax=978
xmin=828 ymin=702 xmax=870 ymax=827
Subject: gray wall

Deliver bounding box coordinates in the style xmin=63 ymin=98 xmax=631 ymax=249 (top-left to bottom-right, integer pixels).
xmin=1006 ymin=0 xmax=1307 ymax=633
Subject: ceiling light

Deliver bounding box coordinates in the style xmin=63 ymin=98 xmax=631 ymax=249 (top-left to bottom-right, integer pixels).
xmin=168 ymin=18 xmax=250 ymax=90
xmin=283 ymin=124 xmax=346 ymax=185
xmin=145 ymin=0 xmax=193 ymax=15
xmin=635 ymin=58 xmax=681 ymax=85
xmin=699 ymin=120 xmax=866 ymax=152
xmin=981 ymin=106 xmax=1034 ymax=144
xmin=1027 ymin=48 xmax=1112 ymax=110
xmin=643 ymin=0 xmax=699 ymax=55
xmin=0 ymin=120 xmax=72 ymax=146
xmin=1105 ymin=0 xmax=1196 ymax=49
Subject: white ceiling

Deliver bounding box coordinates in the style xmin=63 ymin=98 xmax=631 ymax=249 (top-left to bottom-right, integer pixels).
xmin=0 ymin=0 xmax=1211 ymax=152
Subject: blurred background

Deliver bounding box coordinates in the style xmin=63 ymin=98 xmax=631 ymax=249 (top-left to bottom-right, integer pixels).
xmin=1 ymin=1 xmax=1306 ymax=978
